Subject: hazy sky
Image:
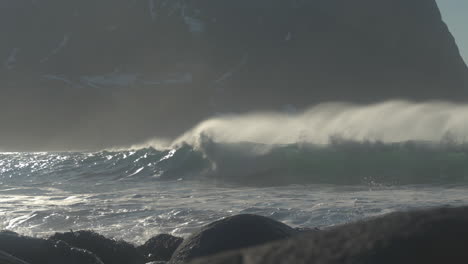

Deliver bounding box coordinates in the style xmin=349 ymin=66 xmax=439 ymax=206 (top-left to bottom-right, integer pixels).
xmin=437 ymin=0 xmax=468 ymax=63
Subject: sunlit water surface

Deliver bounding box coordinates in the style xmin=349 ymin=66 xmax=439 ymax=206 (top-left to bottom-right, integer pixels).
xmin=2 ymin=178 xmax=467 ymax=244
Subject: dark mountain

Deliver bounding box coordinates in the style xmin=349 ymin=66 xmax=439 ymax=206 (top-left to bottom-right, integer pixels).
xmin=1 ymin=0 xmax=467 ymax=150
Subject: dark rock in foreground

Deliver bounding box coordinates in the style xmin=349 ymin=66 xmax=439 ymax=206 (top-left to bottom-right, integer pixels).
xmin=190 ymin=206 xmax=468 ymax=264
xmin=49 ymin=230 xmax=145 ymax=264
xmin=170 ymin=214 xmax=299 ymax=264
xmin=0 ymin=231 xmax=103 ymax=264
xmin=3 ymin=206 xmax=468 ymax=264
xmin=0 ymin=250 xmax=30 ymax=264
xmin=137 ymin=234 xmax=183 ymax=262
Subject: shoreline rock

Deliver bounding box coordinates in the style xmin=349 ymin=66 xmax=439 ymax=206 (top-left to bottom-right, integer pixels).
xmin=0 ymin=231 xmax=103 ymax=264
xmin=49 ymin=230 xmax=144 ymax=264
xmin=170 ymin=214 xmax=299 ymax=264
xmin=190 ymin=206 xmax=468 ymax=264
xmin=0 ymin=250 xmax=31 ymax=264
xmin=2 ymin=206 xmax=468 ymax=264
xmin=137 ymin=234 xmax=183 ymax=262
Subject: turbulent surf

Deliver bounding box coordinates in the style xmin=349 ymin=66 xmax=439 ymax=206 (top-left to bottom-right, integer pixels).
xmin=4 ymin=101 xmax=468 ymax=186
xmin=3 ymin=140 xmax=468 ymax=187
xmin=2 ymin=101 xmax=468 ymax=243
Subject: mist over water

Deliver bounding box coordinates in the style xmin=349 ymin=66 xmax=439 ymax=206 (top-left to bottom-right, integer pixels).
xmin=136 ymin=100 xmax=468 ymax=149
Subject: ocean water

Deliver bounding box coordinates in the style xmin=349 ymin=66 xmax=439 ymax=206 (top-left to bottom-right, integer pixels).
xmin=2 ymin=143 xmax=468 ymax=245
xmin=2 ymin=101 xmax=468 ymax=244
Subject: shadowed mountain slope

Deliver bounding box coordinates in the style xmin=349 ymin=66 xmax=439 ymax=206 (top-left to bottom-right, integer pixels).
xmin=1 ymin=0 xmax=467 ymax=150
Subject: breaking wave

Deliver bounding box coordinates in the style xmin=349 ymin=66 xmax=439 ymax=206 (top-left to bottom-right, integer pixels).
xmin=3 ymin=100 xmax=468 ymax=186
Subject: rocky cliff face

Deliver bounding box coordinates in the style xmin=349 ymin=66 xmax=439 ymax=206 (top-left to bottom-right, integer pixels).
xmin=0 ymin=0 xmax=467 ymax=150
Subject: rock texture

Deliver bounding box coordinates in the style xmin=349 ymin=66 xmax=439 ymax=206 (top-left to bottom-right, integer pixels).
xmin=0 ymin=0 xmax=467 ymax=150
xmin=0 ymin=230 xmax=104 ymax=264
xmin=49 ymin=230 xmax=145 ymax=264
xmin=170 ymin=214 xmax=298 ymax=264
xmin=190 ymin=206 xmax=468 ymax=264
xmin=0 ymin=250 xmax=31 ymax=264
xmin=137 ymin=234 xmax=183 ymax=262
xmin=2 ymin=207 xmax=468 ymax=264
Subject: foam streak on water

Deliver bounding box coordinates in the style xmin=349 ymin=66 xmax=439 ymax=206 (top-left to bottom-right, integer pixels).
xmin=1 ymin=180 xmax=468 ymax=244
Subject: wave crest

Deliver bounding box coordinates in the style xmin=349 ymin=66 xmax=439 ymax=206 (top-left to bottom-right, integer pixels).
xmin=169 ymin=100 xmax=468 ymax=148
xmin=4 ymin=101 xmax=468 ymax=186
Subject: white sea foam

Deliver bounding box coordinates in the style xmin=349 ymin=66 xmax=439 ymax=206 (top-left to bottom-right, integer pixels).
xmin=167 ymin=100 xmax=468 ymax=148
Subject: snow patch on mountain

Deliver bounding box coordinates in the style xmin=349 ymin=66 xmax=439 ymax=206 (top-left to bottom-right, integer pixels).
xmin=79 ymin=71 xmax=192 ymax=88
xmin=181 ymin=6 xmax=204 ymax=34
xmin=148 ymin=0 xmax=157 ymax=20
xmin=81 ymin=73 xmax=138 ymax=88
xmin=4 ymin=48 xmax=19 ymax=69
xmin=41 ymin=71 xmax=193 ymax=89
xmin=43 ymin=74 xmax=80 ymax=88
xmin=184 ymin=16 xmax=204 ymax=33
xmin=41 ymin=34 xmax=71 ymax=63
xmin=215 ymin=54 xmax=249 ymax=83
xmin=142 ymin=72 xmax=193 ymax=85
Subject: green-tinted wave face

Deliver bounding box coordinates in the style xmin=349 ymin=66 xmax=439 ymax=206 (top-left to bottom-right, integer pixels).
xmin=196 ymin=139 xmax=468 ymax=186
xmin=2 ymin=139 xmax=468 ymax=186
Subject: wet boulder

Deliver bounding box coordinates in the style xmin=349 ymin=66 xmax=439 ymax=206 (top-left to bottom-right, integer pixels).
xmin=170 ymin=214 xmax=298 ymax=263
xmin=49 ymin=230 xmax=145 ymax=264
xmin=0 ymin=231 xmax=103 ymax=264
xmin=138 ymin=234 xmax=183 ymax=262
xmin=50 ymin=240 xmax=105 ymax=264
xmin=190 ymin=206 xmax=468 ymax=264
xmin=0 ymin=250 xmax=31 ymax=264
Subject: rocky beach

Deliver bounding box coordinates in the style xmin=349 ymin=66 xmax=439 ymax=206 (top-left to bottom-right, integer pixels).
xmin=2 ymin=206 xmax=468 ymax=264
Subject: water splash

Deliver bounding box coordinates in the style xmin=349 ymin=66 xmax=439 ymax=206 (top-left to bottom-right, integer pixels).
xmin=170 ymin=100 xmax=468 ymax=147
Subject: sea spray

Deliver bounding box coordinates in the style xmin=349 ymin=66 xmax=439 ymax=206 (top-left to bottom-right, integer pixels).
xmin=170 ymin=100 xmax=468 ymax=147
